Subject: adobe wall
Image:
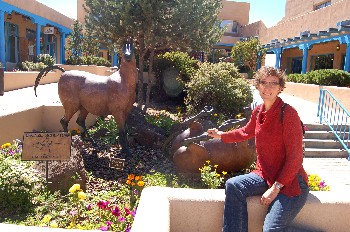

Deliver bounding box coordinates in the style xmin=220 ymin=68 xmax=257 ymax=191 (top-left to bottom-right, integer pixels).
xmin=219 ymin=0 xmax=250 ymax=25
xmin=259 ymin=0 xmax=350 ymax=44
xmin=3 ymin=0 xmax=74 ymax=28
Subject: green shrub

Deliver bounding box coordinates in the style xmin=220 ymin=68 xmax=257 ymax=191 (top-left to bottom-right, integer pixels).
xmin=88 ymin=117 xmax=119 ymax=146
xmin=17 ymin=61 xmax=47 ymax=71
xmin=145 ymin=111 xmax=179 ymax=136
xmin=0 ymin=140 xmax=46 ymax=216
xmin=66 ymin=55 xmax=111 ymax=67
xmin=34 ymin=54 xmax=55 ymax=66
xmin=287 ymin=69 xmax=350 ymax=87
xmin=185 ymin=62 xmax=253 ymax=116
xmin=154 ymin=51 xmax=200 ymax=85
xmin=287 ymin=73 xmax=305 ymax=83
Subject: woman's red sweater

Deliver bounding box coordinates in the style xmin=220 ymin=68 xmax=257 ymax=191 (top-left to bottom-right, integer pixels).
xmin=221 ymin=97 xmax=308 ymax=197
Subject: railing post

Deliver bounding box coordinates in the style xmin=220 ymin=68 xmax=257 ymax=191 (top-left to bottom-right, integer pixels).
xmin=318 ymin=89 xmax=324 ymax=124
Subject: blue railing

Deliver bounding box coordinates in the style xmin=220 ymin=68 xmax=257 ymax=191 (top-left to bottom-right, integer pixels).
xmin=317 ymin=89 xmax=350 ymax=160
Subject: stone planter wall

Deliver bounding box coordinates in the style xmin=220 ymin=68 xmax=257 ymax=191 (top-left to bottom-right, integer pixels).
xmin=284 ymin=82 xmax=350 ymax=111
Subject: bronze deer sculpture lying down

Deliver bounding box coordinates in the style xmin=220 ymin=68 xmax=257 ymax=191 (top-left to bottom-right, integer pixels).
xmin=34 ymin=42 xmax=137 ymax=156
xmin=168 ymin=107 xmax=256 ymax=173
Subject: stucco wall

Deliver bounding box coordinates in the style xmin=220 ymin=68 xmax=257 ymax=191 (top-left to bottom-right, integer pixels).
xmin=284 ymin=0 xmax=343 ymax=20
xmin=4 ymin=0 xmax=74 ymax=28
xmin=259 ymin=0 xmax=350 ymax=44
xmin=219 ymin=0 xmax=249 ymax=25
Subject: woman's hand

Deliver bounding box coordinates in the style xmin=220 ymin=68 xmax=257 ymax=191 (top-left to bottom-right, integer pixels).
xmin=207 ymin=128 xmax=223 ymax=139
xmin=260 ymin=185 xmax=280 ymax=206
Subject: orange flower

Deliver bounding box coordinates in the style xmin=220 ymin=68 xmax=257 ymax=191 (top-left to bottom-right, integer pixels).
xmin=137 ymin=181 xmax=145 ymax=187
xmin=128 ymin=174 xmax=135 ymax=180
xmin=135 ymin=176 xmax=142 ymax=181
xmin=126 ymin=179 xmax=131 ymax=185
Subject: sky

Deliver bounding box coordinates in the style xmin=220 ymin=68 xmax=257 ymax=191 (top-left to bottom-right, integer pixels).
xmin=37 ymin=0 xmax=285 ymax=28
xmin=36 ymin=0 xmax=78 ymax=20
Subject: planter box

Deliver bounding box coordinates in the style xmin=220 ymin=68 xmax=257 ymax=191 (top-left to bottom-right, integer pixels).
xmin=4 ymin=71 xmax=61 ymax=92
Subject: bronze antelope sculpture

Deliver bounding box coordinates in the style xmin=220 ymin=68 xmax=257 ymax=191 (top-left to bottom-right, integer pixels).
xmin=34 ymin=41 xmax=137 ymax=156
xmin=167 ymin=107 xmax=256 ymax=173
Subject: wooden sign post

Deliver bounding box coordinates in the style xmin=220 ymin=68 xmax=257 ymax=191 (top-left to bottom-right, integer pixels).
xmin=22 ymin=132 xmax=71 ymax=198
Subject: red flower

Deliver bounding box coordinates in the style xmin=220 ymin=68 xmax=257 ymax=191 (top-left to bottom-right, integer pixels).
xmin=112 ymin=206 xmax=121 ymax=217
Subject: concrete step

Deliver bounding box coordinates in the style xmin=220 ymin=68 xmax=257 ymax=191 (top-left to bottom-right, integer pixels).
xmin=304 ymin=148 xmax=348 ymax=158
xmin=304 ymin=123 xmax=330 ymax=131
xmin=304 ymin=131 xmax=336 ymax=139
xmin=303 ymin=138 xmax=344 ymax=149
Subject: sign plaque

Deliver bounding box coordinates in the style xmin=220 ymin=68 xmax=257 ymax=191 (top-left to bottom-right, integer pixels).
xmin=109 ymin=157 xmax=125 ymax=171
xmin=22 ymin=132 xmax=71 ymax=161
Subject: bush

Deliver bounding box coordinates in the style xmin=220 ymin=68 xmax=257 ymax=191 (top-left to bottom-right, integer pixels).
xmin=287 ymin=69 xmax=350 ymax=87
xmin=34 ymin=54 xmax=55 ymax=66
xmin=154 ymin=51 xmax=200 ymax=85
xmin=66 ymin=55 xmax=111 ymax=67
xmin=17 ymin=61 xmax=47 ymax=71
xmin=185 ymin=62 xmax=253 ymax=116
xmin=0 ymin=140 xmax=46 ymax=216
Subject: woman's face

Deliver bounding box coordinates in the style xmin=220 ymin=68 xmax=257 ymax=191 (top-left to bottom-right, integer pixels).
xmin=257 ymin=75 xmax=282 ymax=102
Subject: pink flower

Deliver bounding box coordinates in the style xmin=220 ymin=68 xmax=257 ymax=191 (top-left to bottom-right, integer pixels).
xmin=86 ymin=204 xmax=92 ymax=210
xmin=112 ymin=206 xmax=121 ymax=217
xmin=97 ymin=200 xmax=110 ymax=209
xmin=69 ymin=210 xmax=77 ymax=216
xmin=100 ymin=225 xmax=109 ymax=231
xmin=118 ymin=217 xmax=125 ymax=222
xmin=106 ymin=221 xmax=113 ymax=226
xmin=124 ymin=207 xmax=131 ymax=215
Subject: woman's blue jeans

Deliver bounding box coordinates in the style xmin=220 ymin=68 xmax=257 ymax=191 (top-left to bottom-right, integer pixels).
xmin=222 ymin=173 xmax=309 ymax=232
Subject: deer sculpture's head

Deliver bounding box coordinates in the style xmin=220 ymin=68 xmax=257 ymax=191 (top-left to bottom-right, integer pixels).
xmin=123 ymin=40 xmax=134 ymax=62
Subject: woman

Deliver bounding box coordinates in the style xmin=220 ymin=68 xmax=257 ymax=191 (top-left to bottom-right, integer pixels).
xmin=208 ymin=66 xmax=309 ymax=232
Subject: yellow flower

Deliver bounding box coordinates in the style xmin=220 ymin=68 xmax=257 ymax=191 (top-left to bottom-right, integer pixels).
xmin=42 ymin=215 xmax=52 ymax=223
xmin=214 ymin=164 xmax=218 ymax=168
xmin=222 ymin=171 xmax=227 ymax=175
xmin=126 ymin=179 xmax=131 ymax=185
xmin=50 ymin=221 xmax=58 ymax=228
xmin=216 ymin=174 xmax=220 ymax=177
xmin=137 ymin=180 xmax=145 ymax=187
xmin=214 ymin=113 xmax=218 ymax=117
xmin=1 ymin=143 xmax=11 ymax=149
xmin=69 ymin=184 xmax=81 ymax=193
xmin=206 ymin=160 xmax=210 ymax=164
xmin=78 ymin=191 xmax=87 ymax=200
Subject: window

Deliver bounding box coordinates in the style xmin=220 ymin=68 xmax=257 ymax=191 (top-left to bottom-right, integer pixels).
xmin=312 ymin=54 xmax=334 ymax=70
xmin=314 ymin=1 xmax=331 ymax=10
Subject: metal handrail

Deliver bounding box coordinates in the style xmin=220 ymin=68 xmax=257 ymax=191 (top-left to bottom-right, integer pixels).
xmin=317 ymin=89 xmax=350 ymax=160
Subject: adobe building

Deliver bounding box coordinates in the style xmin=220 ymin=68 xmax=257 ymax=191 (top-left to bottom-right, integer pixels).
xmin=251 ymin=0 xmax=350 ymax=74
xmin=0 ymin=0 xmax=74 ymax=70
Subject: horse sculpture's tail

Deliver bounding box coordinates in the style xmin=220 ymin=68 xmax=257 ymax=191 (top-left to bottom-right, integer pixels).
xmin=34 ymin=65 xmax=65 ymax=97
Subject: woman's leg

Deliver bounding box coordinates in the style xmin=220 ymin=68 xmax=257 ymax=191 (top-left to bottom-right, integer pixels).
xmin=263 ymin=175 xmax=309 ymax=232
xmin=223 ymin=173 xmax=268 ymax=232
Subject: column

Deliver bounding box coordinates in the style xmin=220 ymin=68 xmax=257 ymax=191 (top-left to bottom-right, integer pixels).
xmin=36 ymin=23 xmax=41 ymax=56
xmin=301 ymin=47 xmax=308 ymax=74
xmin=344 ymin=43 xmax=350 ymax=72
xmin=60 ymin=32 xmax=66 ymax=64
xmin=113 ymin=52 xmax=119 ymax=67
xmin=0 ymin=11 xmax=6 ymax=69
xmin=275 ymin=50 xmax=281 ymax=69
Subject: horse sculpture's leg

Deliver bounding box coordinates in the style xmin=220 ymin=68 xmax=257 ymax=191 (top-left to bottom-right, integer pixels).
xmin=60 ymin=117 xmax=69 ymax=132
xmin=113 ymin=113 xmax=130 ymax=157
xmin=76 ymin=107 xmax=98 ymax=147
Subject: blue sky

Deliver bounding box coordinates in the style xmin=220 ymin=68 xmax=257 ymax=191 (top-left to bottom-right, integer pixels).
xmin=37 ymin=0 xmax=285 ymax=28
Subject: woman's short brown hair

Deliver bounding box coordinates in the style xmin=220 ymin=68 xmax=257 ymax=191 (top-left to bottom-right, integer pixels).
xmin=253 ymin=66 xmax=286 ymax=91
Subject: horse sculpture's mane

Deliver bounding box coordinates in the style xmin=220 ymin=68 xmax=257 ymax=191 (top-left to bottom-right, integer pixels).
xmin=34 ymin=41 xmax=137 ymax=155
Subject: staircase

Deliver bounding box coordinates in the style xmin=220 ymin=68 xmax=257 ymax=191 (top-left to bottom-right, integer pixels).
xmin=303 ymin=123 xmax=348 ymax=158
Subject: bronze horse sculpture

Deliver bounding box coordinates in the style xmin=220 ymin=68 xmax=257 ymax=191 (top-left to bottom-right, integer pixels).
xmin=34 ymin=41 xmax=137 ymax=156
xmin=167 ymin=107 xmax=256 ymax=173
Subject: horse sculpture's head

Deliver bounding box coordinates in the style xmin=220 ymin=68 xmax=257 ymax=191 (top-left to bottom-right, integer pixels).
xmin=123 ymin=40 xmax=134 ymax=62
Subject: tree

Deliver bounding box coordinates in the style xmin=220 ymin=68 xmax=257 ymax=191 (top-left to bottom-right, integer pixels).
xmin=66 ymin=20 xmax=84 ymax=56
xmin=231 ymin=37 xmax=266 ymax=72
xmin=83 ymin=0 xmax=224 ymax=109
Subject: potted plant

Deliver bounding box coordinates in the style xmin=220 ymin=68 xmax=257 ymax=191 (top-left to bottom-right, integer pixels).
xmin=0 ymin=62 xmax=4 ymax=96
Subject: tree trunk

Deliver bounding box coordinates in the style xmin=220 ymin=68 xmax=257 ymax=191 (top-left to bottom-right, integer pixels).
xmin=137 ymin=42 xmax=145 ymax=109
xmin=144 ymin=49 xmax=155 ymax=111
